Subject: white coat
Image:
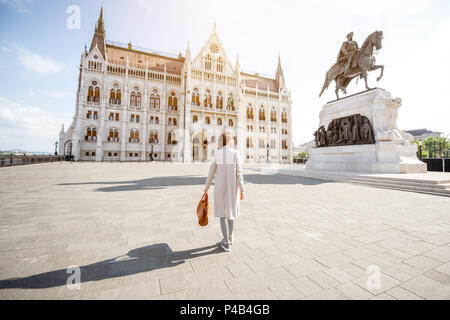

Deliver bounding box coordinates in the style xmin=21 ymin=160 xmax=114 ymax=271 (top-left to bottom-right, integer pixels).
xmin=204 ymin=146 xmax=245 ymax=220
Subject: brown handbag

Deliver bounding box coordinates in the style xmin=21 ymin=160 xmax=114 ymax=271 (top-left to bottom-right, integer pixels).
xmin=196 ymin=193 xmax=209 ymax=226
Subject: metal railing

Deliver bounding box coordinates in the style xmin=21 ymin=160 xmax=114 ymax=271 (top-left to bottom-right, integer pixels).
xmin=0 ymin=155 xmax=65 ymax=167
xmin=422 ymin=158 xmax=450 ymax=172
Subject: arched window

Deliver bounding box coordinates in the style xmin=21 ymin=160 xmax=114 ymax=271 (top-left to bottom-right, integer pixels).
xmin=168 ymin=92 xmax=177 ymax=111
xmin=192 ymin=88 xmax=200 ymax=106
xmin=205 ymin=89 xmax=212 ymax=108
xmin=94 ymin=87 xmax=100 ymax=103
xmin=150 ymin=94 xmax=155 ymax=108
xmin=87 ymin=86 xmax=94 ymax=102
xmin=149 ymin=131 xmax=158 ymax=143
xmin=129 ymin=130 xmax=140 ymax=143
xmin=259 ymin=106 xmax=266 ymax=121
xmin=246 ymin=137 xmax=253 ymax=148
xmin=109 ymin=89 xmax=116 ymax=104
xmin=116 ymin=89 xmax=121 ymax=105
xmin=155 ymin=94 xmax=160 ymax=109
xmin=217 ymin=57 xmax=223 ymax=72
xmin=167 ymin=132 xmax=177 ymax=144
xmin=85 ymin=127 xmax=97 ymax=141
xmin=130 ymin=87 xmax=141 ymax=107
xmin=247 ymin=104 xmax=254 ymax=120
xmin=227 ymin=93 xmax=234 ymax=110
xmin=216 ymin=91 xmax=223 ymax=109
xmin=108 ymin=129 xmax=120 ymax=142
xmin=205 ymin=54 xmax=212 ymax=70
xmin=87 ymin=81 xmax=100 ymax=102
xmin=130 ymin=91 xmax=136 ymax=106
xmin=282 ymin=109 xmax=288 ymax=123
xmin=271 ymin=108 xmax=277 ymax=122
xmin=217 ymin=118 xmax=222 ymax=126
xmin=259 ymin=138 xmax=265 ymax=149
xmin=228 ymin=119 xmax=234 ymax=127
xmin=173 ymin=96 xmax=177 ymax=110
xmin=136 ymin=93 xmax=142 ymax=107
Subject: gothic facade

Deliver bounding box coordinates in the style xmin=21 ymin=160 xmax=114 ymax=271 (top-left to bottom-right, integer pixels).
xmin=59 ymin=8 xmax=293 ymax=163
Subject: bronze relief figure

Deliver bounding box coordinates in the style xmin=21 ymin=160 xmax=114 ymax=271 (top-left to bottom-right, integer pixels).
xmin=314 ymin=114 xmax=375 ymax=148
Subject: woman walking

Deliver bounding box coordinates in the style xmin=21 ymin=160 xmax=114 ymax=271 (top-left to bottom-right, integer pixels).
xmin=204 ymin=132 xmax=245 ymax=252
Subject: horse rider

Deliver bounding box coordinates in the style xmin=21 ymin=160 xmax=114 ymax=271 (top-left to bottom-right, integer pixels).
xmin=337 ymin=32 xmax=359 ymax=75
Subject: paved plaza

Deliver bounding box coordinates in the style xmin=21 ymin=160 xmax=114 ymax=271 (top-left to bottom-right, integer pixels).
xmin=0 ymin=162 xmax=449 ymax=300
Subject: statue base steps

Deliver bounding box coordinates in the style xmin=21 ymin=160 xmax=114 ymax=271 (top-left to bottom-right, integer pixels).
xmin=260 ymin=167 xmax=450 ymax=197
xmin=306 ymin=88 xmax=426 ymax=174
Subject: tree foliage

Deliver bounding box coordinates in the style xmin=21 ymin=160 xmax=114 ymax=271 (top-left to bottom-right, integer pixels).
xmin=413 ymin=136 xmax=449 ymax=159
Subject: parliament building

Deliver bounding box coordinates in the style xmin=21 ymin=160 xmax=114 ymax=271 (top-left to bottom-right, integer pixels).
xmin=59 ymin=8 xmax=293 ymax=163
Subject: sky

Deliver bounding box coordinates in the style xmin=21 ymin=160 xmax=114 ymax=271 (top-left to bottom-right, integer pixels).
xmin=0 ymin=0 xmax=449 ymax=152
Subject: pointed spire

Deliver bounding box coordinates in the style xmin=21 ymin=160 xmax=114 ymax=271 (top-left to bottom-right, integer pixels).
xmin=235 ymin=53 xmax=240 ymax=74
xmin=275 ymin=53 xmax=285 ymax=90
xmin=277 ymin=53 xmax=283 ymax=74
xmin=213 ymin=21 xmax=216 ymax=32
xmin=96 ymin=4 xmax=105 ymax=33
xmin=89 ymin=5 xmax=106 ymax=59
xmin=60 ymin=123 xmax=65 ymax=135
xmin=186 ymin=40 xmax=191 ymax=61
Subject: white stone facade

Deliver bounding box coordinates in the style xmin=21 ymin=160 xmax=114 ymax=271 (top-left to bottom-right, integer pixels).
xmin=59 ymin=10 xmax=292 ymax=163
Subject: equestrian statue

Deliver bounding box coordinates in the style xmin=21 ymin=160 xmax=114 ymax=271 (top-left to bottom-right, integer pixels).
xmin=319 ymin=31 xmax=384 ymax=99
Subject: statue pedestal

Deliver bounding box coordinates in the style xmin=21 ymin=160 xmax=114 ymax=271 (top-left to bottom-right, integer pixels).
xmin=306 ymin=88 xmax=427 ymax=174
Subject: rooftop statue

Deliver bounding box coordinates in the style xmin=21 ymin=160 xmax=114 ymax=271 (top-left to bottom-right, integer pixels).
xmin=319 ymin=31 xmax=384 ymax=99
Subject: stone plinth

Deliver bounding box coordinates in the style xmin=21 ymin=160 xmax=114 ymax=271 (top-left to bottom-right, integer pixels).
xmin=306 ymin=88 xmax=427 ymax=174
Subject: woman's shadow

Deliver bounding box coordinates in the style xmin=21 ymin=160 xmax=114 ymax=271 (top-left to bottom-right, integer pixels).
xmin=0 ymin=243 xmax=221 ymax=289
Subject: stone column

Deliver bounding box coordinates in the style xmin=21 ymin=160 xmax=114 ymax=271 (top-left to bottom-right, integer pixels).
xmin=160 ymin=65 xmax=167 ymax=160
xmin=141 ymin=87 xmax=148 ymax=161
xmin=72 ymin=65 xmax=87 ymax=161
xmin=96 ymin=68 xmax=107 ymax=161
xmin=278 ymin=89 xmax=283 ymax=163
xmin=288 ymin=90 xmax=293 ymax=164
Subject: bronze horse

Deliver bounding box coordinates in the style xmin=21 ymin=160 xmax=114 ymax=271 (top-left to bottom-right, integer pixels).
xmin=319 ymin=31 xmax=384 ymax=99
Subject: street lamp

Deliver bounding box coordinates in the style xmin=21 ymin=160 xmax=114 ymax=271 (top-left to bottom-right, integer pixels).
xmin=54 ymin=141 xmax=58 ymax=156
xmin=149 ymin=138 xmax=156 ymax=162
xmin=418 ymin=139 xmax=422 ymax=160
xmin=202 ymin=138 xmax=208 ymax=162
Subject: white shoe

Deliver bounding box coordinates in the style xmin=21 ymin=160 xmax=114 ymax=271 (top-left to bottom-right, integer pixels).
xmin=219 ymin=240 xmax=231 ymax=252
xmin=229 ymin=235 xmax=234 ymax=245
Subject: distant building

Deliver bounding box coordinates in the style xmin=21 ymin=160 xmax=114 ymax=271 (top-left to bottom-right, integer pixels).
xmin=59 ymin=7 xmax=293 ymax=163
xmin=404 ymin=129 xmax=441 ymax=141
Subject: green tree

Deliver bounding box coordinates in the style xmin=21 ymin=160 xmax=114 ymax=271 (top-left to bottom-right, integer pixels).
xmin=414 ymin=136 xmax=449 ymax=159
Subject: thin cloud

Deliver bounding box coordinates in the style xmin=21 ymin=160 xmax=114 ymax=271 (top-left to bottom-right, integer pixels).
xmin=137 ymin=0 xmax=152 ymax=13
xmin=0 ymin=0 xmax=33 ymax=14
xmin=47 ymin=91 xmax=72 ymax=99
xmin=386 ymin=18 xmax=450 ymax=133
xmin=15 ymin=46 xmax=64 ymax=74
xmin=0 ymin=96 xmax=63 ymax=151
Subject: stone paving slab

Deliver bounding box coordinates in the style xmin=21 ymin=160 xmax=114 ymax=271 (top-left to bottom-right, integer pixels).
xmin=0 ymin=162 xmax=449 ymax=300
